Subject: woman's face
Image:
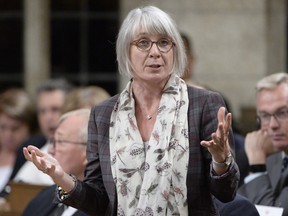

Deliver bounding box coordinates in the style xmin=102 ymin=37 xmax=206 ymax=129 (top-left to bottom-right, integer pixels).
xmin=0 ymin=113 xmax=30 ymax=152
xmin=130 ymin=31 xmax=174 ymax=85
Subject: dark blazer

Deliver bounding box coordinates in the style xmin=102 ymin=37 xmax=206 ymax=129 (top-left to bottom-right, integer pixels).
xmin=62 ymin=86 xmax=240 ymax=216
xmin=0 ymin=134 xmax=47 ymax=198
xmin=238 ymin=152 xmax=288 ymax=216
xmin=22 ymin=185 xmax=88 ymax=216
xmin=233 ymin=132 xmax=249 ymax=187
xmin=214 ymin=194 xmax=259 ymax=216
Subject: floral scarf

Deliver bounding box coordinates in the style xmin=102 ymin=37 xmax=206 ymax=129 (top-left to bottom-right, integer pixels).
xmin=110 ymin=75 xmax=189 ymax=216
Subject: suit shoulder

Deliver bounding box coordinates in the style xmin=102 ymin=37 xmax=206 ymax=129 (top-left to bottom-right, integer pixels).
xmin=187 ymin=85 xmax=222 ymax=98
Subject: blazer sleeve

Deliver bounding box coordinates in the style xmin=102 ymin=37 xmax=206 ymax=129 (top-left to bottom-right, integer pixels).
xmin=196 ymin=88 xmax=240 ymax=202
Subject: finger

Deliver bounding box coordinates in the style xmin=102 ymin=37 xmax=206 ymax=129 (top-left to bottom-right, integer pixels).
xmin=200 ymin=140 xmax=213 ymax=148
xmin=23 ymin=147 xmax=32 ymax=161
xmin=211 ymin=133 xmax=219 ymax=143
xmin=49 ymin=164 xmax=56 ymax=174
xmin=224 ymin=112 xmax=232 ymax=133
xmin=27 ymin=145 xmax=45 ymax=157
xmin=217 ymin=107 xmax=225 ymax=124
xmin=216 ymin=107 xmax=226 ymax=138
xmin=218 ymin=123 xmax=225 ymax=142
xmin=40 ymin=158 xmax=51 ymax=170
xmin=30 ymin=150 xmax=44 ymax=171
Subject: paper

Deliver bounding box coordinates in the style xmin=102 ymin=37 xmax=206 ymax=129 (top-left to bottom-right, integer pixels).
xmin=255 ymin=205 xmax=283 ymax=216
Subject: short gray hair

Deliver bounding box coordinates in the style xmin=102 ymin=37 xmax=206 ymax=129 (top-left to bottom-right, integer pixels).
xmin=116 ymin=6 xmax=187 ymax=78
xmin=256 ymin=72 xmax=288 ymax=92
xmin=58 ymin=108 xmax=91 ymax=144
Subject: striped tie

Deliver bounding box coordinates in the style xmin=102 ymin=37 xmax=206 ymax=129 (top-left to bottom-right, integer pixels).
xmin=282 ymin=156 xmax=288 ymax=172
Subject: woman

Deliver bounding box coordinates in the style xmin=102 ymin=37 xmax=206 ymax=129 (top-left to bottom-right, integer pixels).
xmin=0 ymin=88 xmax=37 ymax=191
xmin=24 ymin=6 xmax=239 ymax=215
xmin=62 ymin=85 xmax=110 ymax=113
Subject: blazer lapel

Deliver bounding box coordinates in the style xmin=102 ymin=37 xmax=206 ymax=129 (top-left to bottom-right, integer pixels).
xmin=267 ymin=153 xmax=283 ymax=190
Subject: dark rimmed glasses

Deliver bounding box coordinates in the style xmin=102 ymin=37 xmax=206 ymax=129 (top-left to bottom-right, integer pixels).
xmin=258 ymin=108 xmax=288 ymax=126
xmin=131 ymin=38 xmax=175 ymax=53
xmin=49 ymin=138 xmax=86 ymax=148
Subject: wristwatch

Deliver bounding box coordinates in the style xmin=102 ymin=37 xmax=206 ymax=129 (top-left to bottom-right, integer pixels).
xmin=212 ymin=152 xmax=233 ymax=167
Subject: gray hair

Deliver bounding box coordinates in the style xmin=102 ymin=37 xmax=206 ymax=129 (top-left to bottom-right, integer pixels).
xmin=116 ymin=5 xmax=187 ymax=78
xmin=36 ymin=78 xmax=73 ymax=96
xmin=256 ymin=72 xmax=288 ymax=92
xmin=58 ymin=108 xmax=91 ymax=144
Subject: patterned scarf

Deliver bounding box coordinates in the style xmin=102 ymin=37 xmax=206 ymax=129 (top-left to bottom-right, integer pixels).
xmin=110 ymin=75 xmax=189 ymax=216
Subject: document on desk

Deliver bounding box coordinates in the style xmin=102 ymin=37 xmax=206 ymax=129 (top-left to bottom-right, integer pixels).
xmin=255 ymin=205 xmax=283 ymax=216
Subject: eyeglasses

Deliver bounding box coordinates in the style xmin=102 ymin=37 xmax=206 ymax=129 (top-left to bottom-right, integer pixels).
xmin=258 ymin=108 xmax=288 ymax=126
xmin=131 ymin=38 xmax=175 ymax=53
xmin=49 ymin=139 xmax=86 ymax=148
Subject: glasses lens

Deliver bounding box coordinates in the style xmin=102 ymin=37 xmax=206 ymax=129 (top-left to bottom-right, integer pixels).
xmin=157 ymin=39 xmax=172 ymax=52
xmin=275 ymin=110 xmax=288 ymax=120
xmin=259 ymin=109 xmax=288 ymax=126
xmin=137 ymin=39 xmax=151 ymax=51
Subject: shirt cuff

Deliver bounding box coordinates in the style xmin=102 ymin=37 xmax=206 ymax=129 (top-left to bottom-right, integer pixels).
xmin=244 ymin=172 xmax=267 ymax=184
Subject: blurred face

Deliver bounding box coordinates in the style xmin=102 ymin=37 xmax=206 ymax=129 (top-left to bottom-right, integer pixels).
xmin=257 ymin=83 xmax=288 ymax=151
xmin=49 ymin=115 xmax=87 ymax=178
xmin=0 ymin=113 xmax=30 ymax=152
xmin=37 ymin=90 xmax=66 ymax=140
xmin=130 ymin=32 xmax=174 ymax=86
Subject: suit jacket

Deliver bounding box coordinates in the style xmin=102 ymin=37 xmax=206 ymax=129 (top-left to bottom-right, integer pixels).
xmin=22 ymin=185 xmax=88 ymax=216
xmin=233 ymin=132 xmax=249 ymax=187
xmin=62 ymin=86 xmax=240 ymax=216
xmin=238 ymin=152 xmax=288 ymax=216
xmin=214 ymin=194 xmax=259 ymax=216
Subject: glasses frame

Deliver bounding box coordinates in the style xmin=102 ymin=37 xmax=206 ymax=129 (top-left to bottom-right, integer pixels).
xmin=257 ymin=108 xmax=288 ymax=126
xmin=50 ymin=138 xmax=86 ymax=148
xmin=131 ymin=38 xmax=175 ymax=53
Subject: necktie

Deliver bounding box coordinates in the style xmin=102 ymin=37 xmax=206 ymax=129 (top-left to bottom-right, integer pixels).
xmin=49 ymin=204 xmax=66 ymax=216
xmin=282 ymin=156 xmax=288 ymax=172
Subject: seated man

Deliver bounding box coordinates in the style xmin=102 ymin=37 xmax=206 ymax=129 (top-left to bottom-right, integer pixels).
xmin=21 ymin=109 xmax=90 ymax=216
xmin=238 ymin=72 xmax=288 ymax=216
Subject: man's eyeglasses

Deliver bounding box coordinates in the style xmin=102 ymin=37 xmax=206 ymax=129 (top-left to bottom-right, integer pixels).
xmin=258 ymin=108 xmax=288 ymax=126
xmin=49 ymin=139 xmax=86 ymax=148
xmin=131 ymin=38 xmax=175 ymax=53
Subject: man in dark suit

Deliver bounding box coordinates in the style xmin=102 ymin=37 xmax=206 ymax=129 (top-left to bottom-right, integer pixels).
xmin=238 ymin=72 xmax=288 ymax=216
xmin=22 ymin=109 xmax=90 ymax=216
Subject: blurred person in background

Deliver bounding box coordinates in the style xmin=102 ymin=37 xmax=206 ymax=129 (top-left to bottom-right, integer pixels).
xmin=0 ymin=78 xmax=73 ymax=201
xmin=22 ymin=109 xmax=90 ymax=216
xmin=62 ymin=85 xmax=110 ymax=113
xmin=238 ymin=72 xmax=288 ymax=216
xmin=21 ymin=86 xmax=110 ymax=216
xmin=0 ymin=88 xmax=38 ymax=192
xmin=180 ymin=32 xmax=205 ymax=89
xmin=12 ymin=78 xmax=73 ymax=185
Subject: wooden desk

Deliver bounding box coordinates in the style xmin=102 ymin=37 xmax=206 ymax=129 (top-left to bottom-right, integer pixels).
xmin=0 ymin=182 xmax=47 ymax=216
